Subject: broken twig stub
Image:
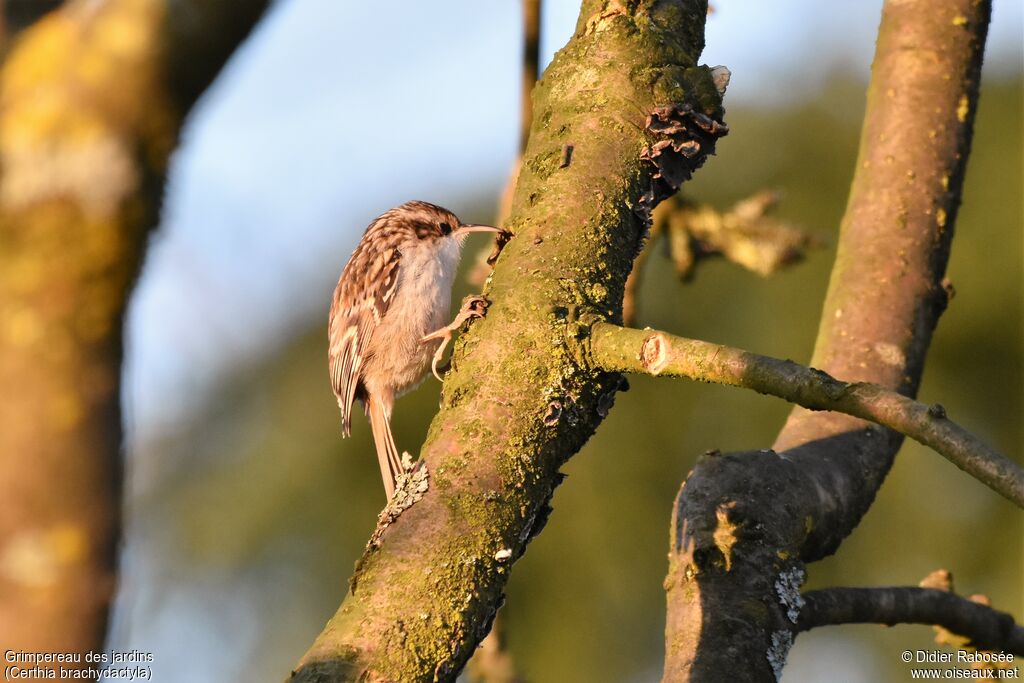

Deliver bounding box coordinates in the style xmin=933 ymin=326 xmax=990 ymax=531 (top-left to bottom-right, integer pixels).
xmin=640 ymin=332 xmax=669 ymax=375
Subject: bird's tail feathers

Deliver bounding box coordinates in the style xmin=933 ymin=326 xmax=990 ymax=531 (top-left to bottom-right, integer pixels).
xmin=367 ymin=395 xmax=402 ymax=500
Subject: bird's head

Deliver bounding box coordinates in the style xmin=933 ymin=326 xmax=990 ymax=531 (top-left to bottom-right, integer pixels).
xmin=390 ymin=200 xmax=501 ymax=244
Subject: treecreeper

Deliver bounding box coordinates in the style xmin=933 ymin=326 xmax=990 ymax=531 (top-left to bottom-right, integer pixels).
xmin=328 ymin=200 xmax=503 ymax=499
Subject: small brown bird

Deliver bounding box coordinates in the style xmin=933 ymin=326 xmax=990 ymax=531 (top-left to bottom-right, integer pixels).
xmin=328 ymin=201 xmax=501 ymax=500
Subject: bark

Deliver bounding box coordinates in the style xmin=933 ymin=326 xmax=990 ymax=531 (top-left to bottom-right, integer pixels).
xmin=289 ymin=1 xmax=724 ymax=680
xmin=661 ymin=0 xmax=993 ymax=680
xmin=0 ymin=0 xmax=267 ymax=668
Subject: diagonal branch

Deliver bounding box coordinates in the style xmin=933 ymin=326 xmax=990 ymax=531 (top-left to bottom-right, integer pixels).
xmin=587 ymin=322 xmax=1024 ymax=506
xmin=797 ymin=588 xmax=1024 ymax=656
xmin=289 ymin=1 xmax=725 ymax=680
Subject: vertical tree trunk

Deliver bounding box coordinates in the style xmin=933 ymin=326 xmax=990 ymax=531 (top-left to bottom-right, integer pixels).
xmin=0 ymin=0 xmax=267 ymax=670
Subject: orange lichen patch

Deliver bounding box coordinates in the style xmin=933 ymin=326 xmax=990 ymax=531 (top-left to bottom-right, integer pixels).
xmin=91 ymin=1 xmax=155 ymax=62
xmin=0 ymin=523 xmax=88 ymax=588
xmin=49 ymin=391 xmax=84 ymax=430
xmin=1 ymin=14 xmax=79 ymax=91
xmin=583 ymin=0 xmax=630 ymax=35
xmin=956 ymin=94 xmax=970 ymax=123
xmin=2 ymin=256 xmax=45 ymax=293
xmin=919 ymin=568 xmax=953 ymax=591
xmin=712 ymin=502 xmax=739 ymax=572
xmin=1 ymin=306 xmax=43 ymax=348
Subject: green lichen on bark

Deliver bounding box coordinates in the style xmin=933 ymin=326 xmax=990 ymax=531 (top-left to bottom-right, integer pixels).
xmin=290 ymin=1 xmax=725 ymax=681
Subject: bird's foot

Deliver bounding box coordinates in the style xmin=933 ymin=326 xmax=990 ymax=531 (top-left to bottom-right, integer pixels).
xmin=422 ymin=295 xmax=490 ymax=381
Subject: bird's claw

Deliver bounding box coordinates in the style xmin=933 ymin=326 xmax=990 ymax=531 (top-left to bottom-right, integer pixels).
xmin=422 ymin=295 xmax=490 ymax=381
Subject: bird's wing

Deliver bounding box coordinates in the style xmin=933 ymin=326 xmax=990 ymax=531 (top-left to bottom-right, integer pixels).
xmin=328 ymin=246 xmax=402 ymax=436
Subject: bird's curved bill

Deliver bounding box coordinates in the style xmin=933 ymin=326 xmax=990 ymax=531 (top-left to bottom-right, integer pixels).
xmin=457 ymin=224 xmax=503 ymax=234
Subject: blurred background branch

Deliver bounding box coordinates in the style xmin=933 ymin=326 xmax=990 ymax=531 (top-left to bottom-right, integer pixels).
xmin=623 ymin=191 xmax=818 ymax=325
xmin=0 ymin=0 xmax=268 ymax=669
xmin=469 ymin=0 xmax=542 ymax=290
xmin=519 ymin=0 xmax=540 ymax=155
xmin=466 ymin=608 xmax=524 ymax=683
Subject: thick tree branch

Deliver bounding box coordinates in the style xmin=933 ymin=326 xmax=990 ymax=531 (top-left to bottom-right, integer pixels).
xmin=588 ymin=322 xmax=1024 ymax=506
xmin=290 ymin=1 xmax=725 ymax=680
xmin=772 ymin=0 xmax=992 ymax=482
xmin=797 ymin=588 xmax=1024 ymax=656
xmin=660 ymin=0 xmax=995 ymax=680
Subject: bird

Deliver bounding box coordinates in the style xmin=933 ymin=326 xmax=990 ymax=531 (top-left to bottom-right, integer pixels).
xmin=328 ymin=200 xmax=502 ymax=500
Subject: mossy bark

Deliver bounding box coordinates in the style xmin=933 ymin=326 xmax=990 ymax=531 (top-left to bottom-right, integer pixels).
xmin=661 ymin=0 xmax=992 ymax=680
xmin=289 ymin=1 xmax=724 ymax=681
xmin=0 ymin=0 xmax=267 ymax=668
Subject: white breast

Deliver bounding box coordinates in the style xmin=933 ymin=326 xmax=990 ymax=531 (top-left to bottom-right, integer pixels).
xmin=360 ymin=236 xmax=462 ymax=399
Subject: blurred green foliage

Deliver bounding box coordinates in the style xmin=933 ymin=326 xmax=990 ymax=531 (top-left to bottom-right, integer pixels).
xmin=137 ymin=76 xmax=1021 ymax=682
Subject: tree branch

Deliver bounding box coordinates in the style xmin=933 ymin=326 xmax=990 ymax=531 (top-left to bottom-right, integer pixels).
xmin=465 ymin=611 xmax=524 ymax=683
xmin=771 ymin=0 xmax=992 ymax=485
xmin=659 ymin=0 xmax=996 ymax=679
xmin=587 ymin=322 xmax=1024 ymax=506
xmin=289 ymin=1 xmax=726 ymax=680
xmin=797 ymin=588 xmax=1024 ymax=656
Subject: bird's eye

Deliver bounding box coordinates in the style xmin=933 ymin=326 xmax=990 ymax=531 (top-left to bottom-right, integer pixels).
xmin=439 ymin=222 xmax=453 ymax=235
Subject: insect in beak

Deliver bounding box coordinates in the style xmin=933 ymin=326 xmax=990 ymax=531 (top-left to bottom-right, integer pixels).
xmin=456 ymin=224 xmax=503 ymax=235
